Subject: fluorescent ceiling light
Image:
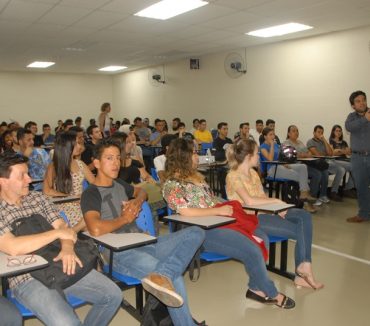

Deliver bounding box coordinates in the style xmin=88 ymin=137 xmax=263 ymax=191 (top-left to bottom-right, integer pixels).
xmin=135 ymin=0 xmax=208 ymax=20
xmin=27 ymin=61 xmax=55 ymax=68
xmin=247 ymin=23 xmax=313 ymax=38
xmin=99 ymin=65 xmax=127 ymax=72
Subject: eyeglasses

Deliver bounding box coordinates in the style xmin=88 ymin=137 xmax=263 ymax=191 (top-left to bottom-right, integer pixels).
xmin=7 ymin=255 xmax=36 ymax=267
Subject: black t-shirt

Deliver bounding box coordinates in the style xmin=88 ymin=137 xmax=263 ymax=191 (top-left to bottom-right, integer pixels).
xmin=118 ymin=159 xmax=143 ymax=184
xmin=213 ymin=136 xmax=233 ymax=161
xmin=80 ymin=179 xmax=139 ymax=233
xmin=329 ymin=139 xmax=348 ymax=150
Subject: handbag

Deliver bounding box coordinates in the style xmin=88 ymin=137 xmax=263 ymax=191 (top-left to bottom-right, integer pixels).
xmin=11 ymin=214 xmax=99 ymax=294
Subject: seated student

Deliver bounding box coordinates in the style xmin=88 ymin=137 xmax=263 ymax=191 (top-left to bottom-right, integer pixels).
xmin=250 ymin=119 xmax=263 ymax=141
xmin=25 ymin=121 xmax=44 ymax=147
xmin=0 ymin=152 xmax=122 ymax=326
xmin=259 ymin=119 xmax=281 ymax=145
xmin=82 ymin=124 xmax=103 ymax=171
xmin=0 ymin=297 xmax=22 ymax=326
xmin=284 ymin=125 xmax=330 ymax=205
xmin=175 ymin=122 xmax=194 ymax=142
xmin=80 ymin=139 xmax=205 ymax=325
xmin=226 ymin=139 xmax=324 ymax=290
xmin=43 ymin=132 xmax=95 ymax=233
xmin=0 ymin=130 xmax=15 ymax=154
xmin=149 ymin=119 xmax=167 ymax=147
xmin=329 ymin=125 xmax=356 ymax=198
xmin=17 ymin=128 xmax=50 ymax=190
xmin=190 ymin=118 xmax=200 ymax=135
xmin=154 ymin=134 xmax=177 ymax=184
xmin=306 ymin=125 xmax=348 ymax=201
xmin=41 ymin=123 xmax=55 ymax=145
xmin=234 ymin=122 xmax=255 ymax=142
xmin=193 ymin=119 xmax=213 ymax=144
xmin=163 ymin=138 xmax=296 ymax=309
xmin=213 ymin=122 xmax=233 ymax=162
xmin=260 ymin=127 xmax=317 ymax=212
xmin=171 ymin=117 xmax=181 ymax=132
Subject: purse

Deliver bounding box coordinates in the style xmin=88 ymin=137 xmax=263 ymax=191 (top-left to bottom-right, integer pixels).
xmin=11 ymin=214 xmax=99 ymax=294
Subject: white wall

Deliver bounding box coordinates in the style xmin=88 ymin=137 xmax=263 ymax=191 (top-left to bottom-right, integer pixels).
xmin=113 ymin=25 xmax=370 ymax=143
xmin=0 ymin=72 xmax=112 ymax=129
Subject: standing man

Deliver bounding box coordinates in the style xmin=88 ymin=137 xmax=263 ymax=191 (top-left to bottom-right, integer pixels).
xmin=345 ymin=90 xmax=370 ymax=223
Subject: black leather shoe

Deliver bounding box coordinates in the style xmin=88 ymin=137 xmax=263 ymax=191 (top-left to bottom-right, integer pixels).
xmin=245 ymin=289 xmax=277 ymax=305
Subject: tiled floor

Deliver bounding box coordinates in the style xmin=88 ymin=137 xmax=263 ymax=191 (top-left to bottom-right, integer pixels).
xmin=25 ymin=197 xmax=370 ymax=326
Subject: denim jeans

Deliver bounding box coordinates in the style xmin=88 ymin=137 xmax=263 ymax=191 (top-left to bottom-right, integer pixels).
xmin=328 ymin=160 xmax=346 ymax=193
xmin=335 ymin=160 xmax=354 ymax=190
xmin=307 ymin=166 xmax=329 ymax=197
xmin=112 ymin=226 xmax=205 ymax=326
xmin=351 ymin=154 xmax=370 ymax=219
xmin=0 ymin=296 xmax=22 ymax=326
xmin=267 ymin=163 xmax=310 ymax=191
xmin=12 ymin=269 xmax=122 ymax=326
xmin=257 ymin=208 xmax=312 ymax=268
xmin=203 ymin=228 xmax=279 ymax=298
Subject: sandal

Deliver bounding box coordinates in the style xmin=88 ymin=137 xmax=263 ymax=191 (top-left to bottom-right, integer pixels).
xmin=296 ymin=270 xmax=324 ymax=290
xmin=275 ymin=293 xmax=295 ymax=309
xmin=245 ymin=289 xmax=277 ymax=305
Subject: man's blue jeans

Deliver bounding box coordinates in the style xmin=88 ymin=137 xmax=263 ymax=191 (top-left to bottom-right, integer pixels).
xmin=0 ymin=296 xmax=22 ymax=326
xmin=203 ymin=227 xmax=279 ymax=298
xmin=307 ymin=166 xmax=329 ymax=198
xmin=351 ymin=153 xmax=370 ymax=219
xmin=258 ymin=208 xmax=312 ymax=268
xmin=111 ymin=226 xmax=205 ymax=326
xmin=12 ymin=269 xmax=122 ymax=326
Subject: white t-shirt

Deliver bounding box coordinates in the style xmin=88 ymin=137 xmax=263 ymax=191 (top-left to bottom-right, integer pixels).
xmin=154 ymin=154 xmax=166 ymax=172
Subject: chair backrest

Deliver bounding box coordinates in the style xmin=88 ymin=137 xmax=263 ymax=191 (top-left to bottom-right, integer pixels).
xmin=259 ymin=152 xmax=268 ymax=175
xmin=150 ymin=168 xmax=159 ymax=182
xmin=200 ymin=142 xmax=213 ymax=155
xmin=136 ymin=201 xmax=156 ymax=236
xmin=82 ymin=179 xmax=89 ymax=191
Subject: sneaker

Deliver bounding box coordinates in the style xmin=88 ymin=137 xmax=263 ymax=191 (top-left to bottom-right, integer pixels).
xmin=319 ymin=196 xmax=330 ymax=204
xmin=329 ymin=192 xmax=343 ymax=202
xmin=313 ymin=199 xmax=323 ymax=206
xmin=141 ymin=273 xmax=184 ymax=307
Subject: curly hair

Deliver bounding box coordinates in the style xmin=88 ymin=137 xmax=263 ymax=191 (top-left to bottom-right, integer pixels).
xmin=164 ymin=138 xmax=204 ymax=183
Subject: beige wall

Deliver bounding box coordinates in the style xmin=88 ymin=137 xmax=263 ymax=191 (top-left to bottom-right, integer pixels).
xmin=0 ymin=72 xmax=112 ymax=129
xmin=113 ymin=25 xmax=370 ymax=143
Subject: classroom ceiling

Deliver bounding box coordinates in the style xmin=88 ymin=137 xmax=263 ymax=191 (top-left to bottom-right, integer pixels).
xmin=1 ymin=0 xmax=370 ymax=74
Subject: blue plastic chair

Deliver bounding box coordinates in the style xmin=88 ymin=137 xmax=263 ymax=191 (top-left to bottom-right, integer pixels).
xmin=101 ymin=201 xmax=156 ymax=314
xmin=200 ymin=142 xmax=213 ymax=155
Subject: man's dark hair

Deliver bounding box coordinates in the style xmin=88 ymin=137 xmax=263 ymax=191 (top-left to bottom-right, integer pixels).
xmin=256 ymin=119 xmax=263 ymax=124
xmin=199 ymin=119 xmax=206 ymax=124
xmin=178 ymin=122 xmax=185 ymax=128
xmin=239 ymin=122 xmax=249 ymax=129
xmin=89 ymin=118 xmax=96 ymax=126
xmin=75 ymin=116 xmax=82 ymax=123
xmin=266 ymin=119 xmax=275 ymax=126
xmin=217 ymin=122 xmax=228 ymax=130
xmin=17 ymin=128 xmax=32 ymax=141
xmin=172 ymin=118 xmax=181 ymax=123
xmin=1 ymin=121 xmax=7 ymax=127
xmin=64 ymin=119 xmax=73 ymax=128
xmin=42 ymin=123 xmax=50 ymax=129
xmin=155 ymin=119 xmax=162 ymax=126
xmin=86 ymin=125 xmax=98 ymax=137
xmin=193 ymin=118 xmax=199 ymax=124
xmin=349 ymin=90 xmax=366 ymax=106
xmin=314 ymin=125 xmax=324 ymax=132
xmin=133 ymin=117 xmax=142 ymax=123
xmin=0 ymin=152 xmax=28 ymax=178
xmin=93 ymin=138 xmax=121 ymax=161
xmin=69 ymin=126 xmax=83 ymax=133
xmin=101 ymin=102 xmax=110 ymax=112
xmin=24 ymin=121 xmax=37 ymax=130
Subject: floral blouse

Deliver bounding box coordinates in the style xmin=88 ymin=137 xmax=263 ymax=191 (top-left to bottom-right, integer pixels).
xmin=162 ymin=179 xmax=220 ymax=211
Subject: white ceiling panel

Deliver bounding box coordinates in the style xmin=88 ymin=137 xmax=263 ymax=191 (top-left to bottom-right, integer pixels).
xmin=0 ymin=0 xmax=54 ymax=22
xmin=0 ymin=0 xmax=369 ymax=73
xmin=38 ymin=5 xmax=93 ymax=25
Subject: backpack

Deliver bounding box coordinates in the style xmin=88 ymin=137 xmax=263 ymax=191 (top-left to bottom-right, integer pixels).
xmin=281 ymin=181 xmax=304 ymax=208
xmin=141 ymin=294 xmax=173 ymax=326
xmin=11 ymin=214 xmax=99 ymax=295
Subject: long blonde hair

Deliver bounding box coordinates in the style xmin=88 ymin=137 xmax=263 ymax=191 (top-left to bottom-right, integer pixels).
xmin=165 ymin=138 xmax=204 ymax=183
xmin=226 ymin=139 xmax=257 ymax=170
